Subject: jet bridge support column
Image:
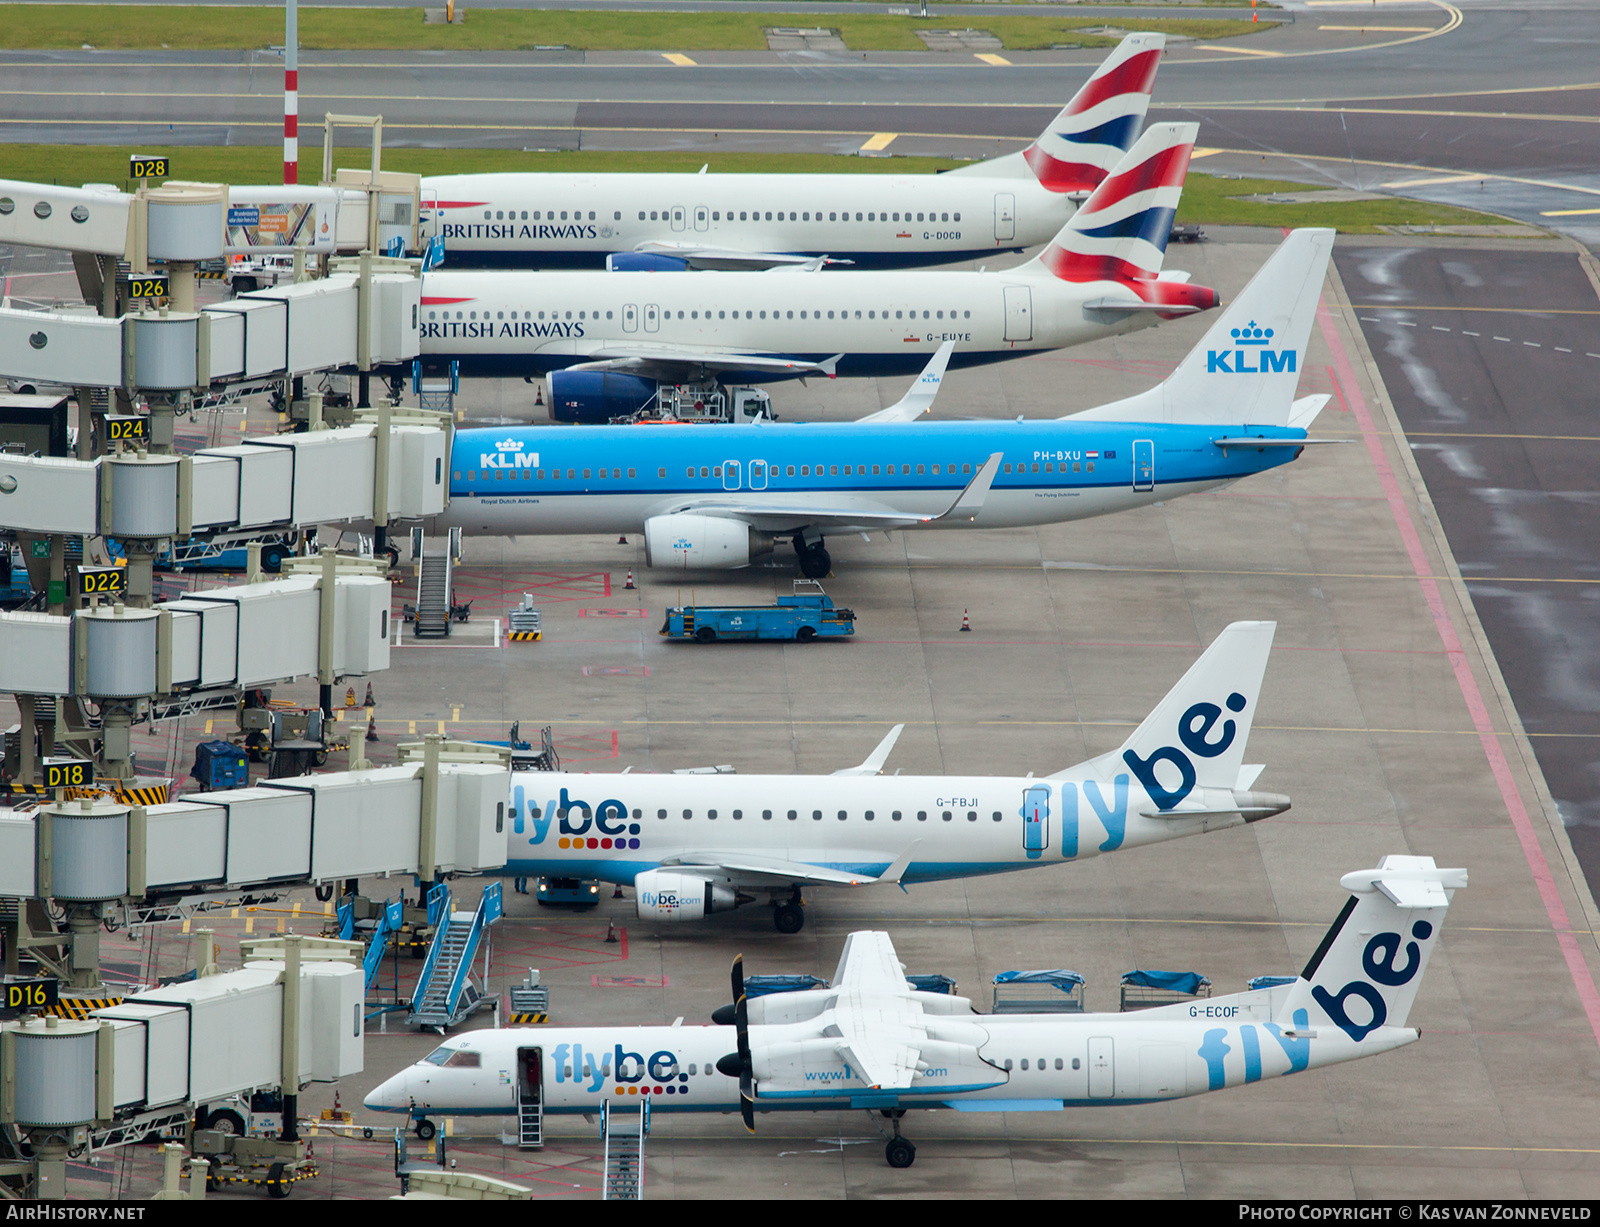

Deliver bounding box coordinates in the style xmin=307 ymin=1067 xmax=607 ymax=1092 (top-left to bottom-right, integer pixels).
xmin=279 ymin=934 xmax=302 ymax=1142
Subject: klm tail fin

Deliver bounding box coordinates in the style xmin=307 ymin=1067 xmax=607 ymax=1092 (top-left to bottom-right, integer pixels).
xmin=856 ymin=341 xmax=954 ymax=424
xmin=1277 ymin=856 xmax=1465 ymax=1038
xmin=1066 ymin=228 xmax=1335 ymax=425
xmin=947 ymin=34 xmax=1165 ymax=191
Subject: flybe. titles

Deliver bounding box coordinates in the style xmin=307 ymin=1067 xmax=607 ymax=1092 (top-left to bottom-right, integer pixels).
xmin=439 ymin=222 xmax=598 ymax=242
xmin=422 ymin=319 xmax=586 ymax=341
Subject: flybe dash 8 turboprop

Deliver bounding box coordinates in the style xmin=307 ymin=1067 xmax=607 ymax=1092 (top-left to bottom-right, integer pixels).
xmin=412 ymin=122 xmax=1215 ymax=408
xmin=423 ymin=227 xmax=1333 ymax=579
xmin=420 ymin=34 xmax=1167 ymax=271
xmin=367 ymin=855 xmax=1465 ymax=1169
xmin=499 ymin=620 xmax=1286 ymax=933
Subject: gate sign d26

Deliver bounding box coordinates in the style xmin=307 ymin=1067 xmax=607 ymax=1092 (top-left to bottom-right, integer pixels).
xmin=126 ymin=276 xmax=169 ymax=300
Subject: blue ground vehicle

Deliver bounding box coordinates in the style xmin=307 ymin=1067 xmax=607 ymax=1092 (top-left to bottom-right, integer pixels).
xmin=660 ymin=581 xmax=855 ymax=643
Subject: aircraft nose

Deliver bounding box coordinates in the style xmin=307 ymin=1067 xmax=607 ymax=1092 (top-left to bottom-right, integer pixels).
xmin=364 ymin=1070 xmax=411 ymax=1111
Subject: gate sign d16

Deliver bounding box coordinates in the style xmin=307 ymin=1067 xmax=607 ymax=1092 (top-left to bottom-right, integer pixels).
xmin=3 ymin=978 xmax=59 ymax=1014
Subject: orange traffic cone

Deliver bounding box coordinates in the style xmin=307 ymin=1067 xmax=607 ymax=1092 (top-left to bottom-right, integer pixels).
xmin=618 ymin=535 xmax=628 ymax=545
xmin=625 ymin=569 xmax=635 ymax=590
xmin=959 ymin=609 xmax=971 ymax=632
xmin=604 ymin=919 xmax=619 ymax=944
xmin=535 ymin=383 xmax=544 ymax=406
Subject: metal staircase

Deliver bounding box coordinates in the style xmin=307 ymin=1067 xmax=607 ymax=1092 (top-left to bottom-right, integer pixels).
xmin=517 ymin=1092 xmax=542 ymax=1149
xmin=408 ymin=882 xmax=502 ymax=1030
xmin=413 ymin=548 xmax=452 ymax=639
xmin=602 ymin=1098 xmax=648 ymax=1201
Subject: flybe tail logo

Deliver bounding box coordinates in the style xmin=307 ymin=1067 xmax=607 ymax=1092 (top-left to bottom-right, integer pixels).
xmin=1208 ymin=322 xmax=1296 ymax=374
xmin=1122 ymin=692 xmax=1247 ymax=810
xmin=1312 ymin=920 xmax=1433 ymax=1042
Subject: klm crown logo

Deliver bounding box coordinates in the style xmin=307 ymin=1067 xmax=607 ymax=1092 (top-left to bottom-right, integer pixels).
xmin=1207 ymin=320 xmax=1296 ymax=374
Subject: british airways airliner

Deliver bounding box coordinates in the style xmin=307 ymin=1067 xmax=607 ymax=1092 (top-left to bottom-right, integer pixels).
xmin=414 ymin=123 xmax=1214 ymax=415
xmin=421 ymin=34 xmax=1166 ymax=271
xmin=423 ymin=229 xmax=1335 ymax=579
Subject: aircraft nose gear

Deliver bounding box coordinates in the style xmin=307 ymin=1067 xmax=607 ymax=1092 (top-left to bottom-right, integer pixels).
xmin=793 ymin=534 xmax=831 ymax=579
xmin=772 ymin=888 xmax=805 ymax=934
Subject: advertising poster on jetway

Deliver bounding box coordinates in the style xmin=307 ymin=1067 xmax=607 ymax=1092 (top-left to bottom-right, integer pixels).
xmin=225 ymin=199 xmax=336 ymax=254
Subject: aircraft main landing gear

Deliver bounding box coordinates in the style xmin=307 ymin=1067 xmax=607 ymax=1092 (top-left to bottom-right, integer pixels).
xmin=793 ymin=533 xmax=831 ymax=579
xmin=879 ymin=1110 xmax=916 ymax=1168
xmin=772 ymin=887 xmax=805 ymax=934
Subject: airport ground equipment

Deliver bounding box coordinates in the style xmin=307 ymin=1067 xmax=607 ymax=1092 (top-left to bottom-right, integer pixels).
xmin=0 ymin=934 xmax=360 ymax=1199
xmin=507 ymin=595 xmax=542 ymax=642
xmin=535 ymin=877 xmax=600 ymax=908
xmin=408 ymin=881 xmax=503 ymax=1031
xmin=508 ymin=970 xmax=549 ymax=1029
xmin=190 ymin=739 xmax=248 ymax=790
xmin=659 ymin=581 xmax=854 ymax=643
xmin=367 ymin=856 xmax=1466 ymax=1170
xmin=551 ymin=372 xmax=774 ymax=426
xmin=601 ymin=1097 xmax=647 ymax=1201
xmin=992 ymin=970 xmax=1086 ymax=1014
xmin=1119 ymin=969 xmax=1211 ymax=1011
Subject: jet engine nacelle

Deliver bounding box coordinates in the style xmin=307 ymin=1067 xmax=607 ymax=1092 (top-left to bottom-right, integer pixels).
xmin=633 ymin=869 xmax=740 ymax=921
xmin=643 ymin=513 xmax=775 ymax=570
xmin=606 ymin=252 xmax=690 ymax=272
xmin=546 ymin=369 xmax=658 ymax=424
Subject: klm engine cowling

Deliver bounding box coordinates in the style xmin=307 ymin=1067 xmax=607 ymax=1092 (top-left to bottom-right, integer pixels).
xmin=546 ymin=369 xmax=658 ymax=423
xmin=643 ymin=513 xmax=775 ymax=570
xmin=634 ymin=869 xmax=740 ymax=921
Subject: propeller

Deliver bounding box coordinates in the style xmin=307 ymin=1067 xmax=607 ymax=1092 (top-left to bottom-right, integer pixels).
xmin=714 ymin=990 xmax=756 ymax=1132
xmin=711 ymin=952 xmax=745 ymax=1026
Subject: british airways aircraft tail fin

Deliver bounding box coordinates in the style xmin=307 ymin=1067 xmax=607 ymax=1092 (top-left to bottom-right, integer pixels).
xmin=1275 ymin=856 xmax=1465 ymax=1038
xmin=1069 ymin=621 xmax=1276 ymax=796
xmin=1065 ymin=228 xmax=1336 ymax=426
xmin=857 ymin=341 xmax=954 ymax=424
xmin=946 ymin=33 xmax=1165 ymax=192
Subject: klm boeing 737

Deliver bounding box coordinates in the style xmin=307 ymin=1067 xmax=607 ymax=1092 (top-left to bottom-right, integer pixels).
xmin=422 ymin=34 xmax=1166 ymax=270
xmin=425 ymin=228 xmax=1336 ymax=578
xmin=367 ymin=855 xmax=1465 ymax=1169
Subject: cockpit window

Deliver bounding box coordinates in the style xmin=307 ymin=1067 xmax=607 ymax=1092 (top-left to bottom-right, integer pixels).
xmin=422 ymin=1046 xmax=453 ymax=1066
xmin=444 ymin=1050 xmax=481 ymax=1068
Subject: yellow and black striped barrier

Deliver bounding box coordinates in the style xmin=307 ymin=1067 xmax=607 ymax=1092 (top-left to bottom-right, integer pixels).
xmin=507 ymin=1011 xmax=548 ymax=1024
xmin=113 ymin=784 xmax=170 ymax=806
xmin=2 ymin=783 xmax=50 ymax=796
xmin=47 ymin=996 xmax=123 ymax=1019
xmin=507 ymin=630 xmax=541 ymax=642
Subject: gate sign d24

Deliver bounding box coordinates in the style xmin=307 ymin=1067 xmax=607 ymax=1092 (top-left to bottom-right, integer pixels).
xmin=105 ymin=415 xmax=149 ymax=443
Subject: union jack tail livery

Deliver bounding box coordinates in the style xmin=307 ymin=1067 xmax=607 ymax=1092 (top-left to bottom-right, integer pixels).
xmin=1030 ymin=122 xmax=1217 ymax=317
xmin=1023 ymin=32 xmax=1166 ymax=194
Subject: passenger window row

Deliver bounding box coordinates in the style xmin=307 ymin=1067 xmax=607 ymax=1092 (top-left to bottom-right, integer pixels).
xmin=484 ymin=209 xmax=620 ymax=222
xmin=639 ymin=807 xmax=1006 ymax=822
xmin=454 ymin=463 xmax=998 ymax=483
xmin=634 ymin=210 xmax=960 ymax=223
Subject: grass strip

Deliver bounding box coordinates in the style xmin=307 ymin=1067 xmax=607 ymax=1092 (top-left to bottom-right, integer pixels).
xmin=0 ymin=7 xmax=1274 ymax=52
xmin=0 ymin=146 xmax=1524 ymax=237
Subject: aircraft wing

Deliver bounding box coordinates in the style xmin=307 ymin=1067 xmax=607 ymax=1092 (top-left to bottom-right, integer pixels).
xmin=632 ymin=241 xmax=851 ymax=272
xmin=668 ymin=452 xmax=1003 ymax=533
xmin=831 ymin=930 xmax=910 ymax=990
xmin=563 ymin=345 xmax=838 ymax=383
xmin=660 ymin=845 xmax=919 ymax=888
xmin=856 ymin=341 xmax=955 ymax=424
xmin=832 ymin=724 xmax=904 ymax=776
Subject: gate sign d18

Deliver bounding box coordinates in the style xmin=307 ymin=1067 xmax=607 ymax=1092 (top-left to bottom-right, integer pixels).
xmin=129 ymin=155 xmax=169 ymax=180
xmin=43 ymin=758 xmax=95 ymax=789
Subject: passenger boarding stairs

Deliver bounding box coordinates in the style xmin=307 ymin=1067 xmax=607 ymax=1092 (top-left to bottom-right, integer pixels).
xmin=601 ymin=1098 xmax=648 ymax=1201
xmin=413 ymin=549 xmax=452 ymax=638
xmin=517 ymin=1093 xmax=542 ymax=1150
xmin=407 ymin=881 xmax=502 ymax=1031
xmin=336 ymin=896 xmax=405 ymax=992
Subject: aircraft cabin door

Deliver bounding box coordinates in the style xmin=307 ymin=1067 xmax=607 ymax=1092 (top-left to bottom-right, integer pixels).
xmin=722 ymin=460 xmax=741 ymax=491
xmin=994 ymin=193 xmax=1016 ymax=242
xmin=622 ymin=303 xmax=639 ymax=334
xmin=516 ymin=1046 xmax=544 ymax=1146
xmin=1003 ymin=286 xmax=1033 ymax=343
xmin=749 ymin=460 xmax=768 ymax=490
xmin=694 ymin=205 xmax=709 ymax=232
xmin=1132 ymin=439 xmax=1154 ymax=492
xmin=644 ymin=303 xmax=660 ymax=333
xmin=1087 ymin=1037 xmax=1114 ymax=1098
xmin=671 ymin=206 xmax=686 ymax=232
xmin=1022 ymin=784 xmax=1050 ymax=860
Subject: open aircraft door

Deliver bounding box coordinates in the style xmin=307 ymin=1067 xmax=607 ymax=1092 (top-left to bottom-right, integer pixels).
xmin=518 ymin=1047 xmax=542 ymax=1106
xmin=1022 ymin=784 xmax=1050 ymax=860
xmin=1132 ymin=439 xmax=1154 ymax=492
xmin=1088 ymin=1037 xmax=1114 ymax=1098
xmin=1004 ymin=286 xmax=1033 ymax=343
xmin=994 ymin=193 xmax=1016 ymax=242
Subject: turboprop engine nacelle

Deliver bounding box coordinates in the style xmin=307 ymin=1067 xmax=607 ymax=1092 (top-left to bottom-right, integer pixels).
xmin=634 ymin=869 xmax=741 ymax=921
xmin=643 ymin=513 xmax=776 ymax=570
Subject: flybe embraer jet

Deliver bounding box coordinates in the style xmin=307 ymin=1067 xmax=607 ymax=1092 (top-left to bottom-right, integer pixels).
xmin=504 ymin=621 xmax=1286 ymax=933
xmin=368 ymin=856 xmax=1465 ymax=1169
xmin=427 ymin=229 xmax=1335 ymax=579
xmin=413 ymin=122 xmax=1215 ymax=406
xmin=420 ymin=34 xmax=1166 ymax=270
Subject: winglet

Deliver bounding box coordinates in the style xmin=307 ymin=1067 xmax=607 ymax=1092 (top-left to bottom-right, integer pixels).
xmin=833 ymin=724 xmax=905 ymax=776
xmin=857 ymin=341 xmax=955 ymax=424
xmin=933 ymin=452 xmax=1003 ymax=522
